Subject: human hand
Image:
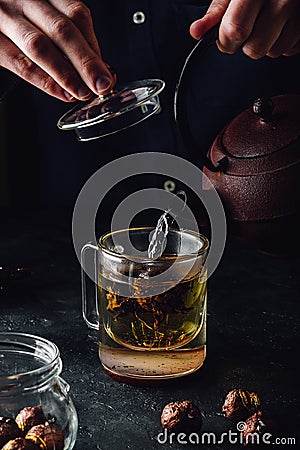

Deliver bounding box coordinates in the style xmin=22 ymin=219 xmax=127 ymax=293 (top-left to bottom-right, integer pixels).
xmin=0 ymin=0 xmax=116 ymax=102
xmin=190 ymin=0 xmax=300 ymax=59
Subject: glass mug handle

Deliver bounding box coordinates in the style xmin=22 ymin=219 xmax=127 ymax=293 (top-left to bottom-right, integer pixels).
xmin=80 ymin=243 xmax=99 ymax=330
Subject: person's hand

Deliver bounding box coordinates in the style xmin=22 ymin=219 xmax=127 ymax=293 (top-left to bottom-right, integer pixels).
xmin=190 ymin=0 xmax=300 ymax=59
xmin=0 ymin=0 xmax=115 ymax=102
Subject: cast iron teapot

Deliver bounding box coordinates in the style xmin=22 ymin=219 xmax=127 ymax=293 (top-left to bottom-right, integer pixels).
xmin=175 ymin=26 xmax=300 ymax=257
xmin=204 ymin=94 xmax=300 ymax=256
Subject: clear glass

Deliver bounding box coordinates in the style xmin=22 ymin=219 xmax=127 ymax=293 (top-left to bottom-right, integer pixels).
xmin=0 ymin=333 xmax=78 ymax=450
xmin=81 ymin=228 xmax=209 ymax=383
xmin=57 ymin=79 xmax=165 ymax=141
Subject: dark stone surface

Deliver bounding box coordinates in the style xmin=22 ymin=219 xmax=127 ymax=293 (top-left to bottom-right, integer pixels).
xmin=0 ymin=209 xmax=299 ymax=450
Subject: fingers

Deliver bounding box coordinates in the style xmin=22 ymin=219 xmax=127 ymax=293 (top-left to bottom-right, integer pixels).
xmin=48 ymin=0 xmax=101 ymax=56
xmin=267 ymin=21 xmax=300 ymax=58
xmin=190 ymin=0 xmax=300 ymax=59
xmin=21 ymin=0 xmax=113 ymax=96
xmin=0 ymin=0 xmax=115 ymax=101
xmin=283 ymin=39 xmax=300 ymax=56
xmin=0 ymin=32 xmax=76 ymax=102
xmin=217 ymin=0 xmax=264 ymax=54
xmin=241 ymin=1 xmax=290 ymax=59
xmin=0 ymin=12 xmax=92 ymax=100
xmin=190 ymin=0 xmax=230 ymax=40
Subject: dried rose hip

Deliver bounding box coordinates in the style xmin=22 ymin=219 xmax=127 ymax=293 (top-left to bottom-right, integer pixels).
xmin=1 ymin=437 xmax=39 ymax=450
xmin=0 ymin=417 xmax=23 ymax=448
xmin=26 ymin=422 xmax=64 ymax=450
xmin=161 ymin=400 xmax=202 ymax=433
xmin=15 ymin=406 xmax=46 ymax=434
xmin=222 ymin=389 xmax=261 ymax=421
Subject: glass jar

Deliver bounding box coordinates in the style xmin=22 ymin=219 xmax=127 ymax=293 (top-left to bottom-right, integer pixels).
xmin=0 ymin=332 xmax=78 ymax=450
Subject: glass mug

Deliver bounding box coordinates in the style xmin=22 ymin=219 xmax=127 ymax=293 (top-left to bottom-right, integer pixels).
xmin=81 ymin=227 xmax=209 ymax=382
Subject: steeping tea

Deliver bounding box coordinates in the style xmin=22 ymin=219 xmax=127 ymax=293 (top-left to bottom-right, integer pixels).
xmin=98 ymin=268 xmax=207 ymax=378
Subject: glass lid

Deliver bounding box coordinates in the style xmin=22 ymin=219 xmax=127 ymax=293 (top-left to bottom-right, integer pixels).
xmin=57 ymin=79 xmax=165 ymax=141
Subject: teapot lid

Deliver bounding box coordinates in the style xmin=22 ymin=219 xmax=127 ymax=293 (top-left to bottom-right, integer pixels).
xmin=57 ymin=79 xmax=165 ymax=141
xmin=222 ymin=95 xmax=300 ymax=158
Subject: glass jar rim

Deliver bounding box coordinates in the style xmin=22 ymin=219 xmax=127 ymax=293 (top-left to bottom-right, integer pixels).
xmin=98 ymin=227 xmax=210 ymax=261
xmin=0 ymin=332 xmax=61 ymax=395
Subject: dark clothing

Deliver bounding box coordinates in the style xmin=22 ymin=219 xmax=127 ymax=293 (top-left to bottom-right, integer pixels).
xmin=2 ymin=0 xmax=300 ymax=231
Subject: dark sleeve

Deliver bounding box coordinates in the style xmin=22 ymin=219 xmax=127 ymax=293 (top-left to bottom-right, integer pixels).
xmin=0 ymin=68 xmax=20 ymax=103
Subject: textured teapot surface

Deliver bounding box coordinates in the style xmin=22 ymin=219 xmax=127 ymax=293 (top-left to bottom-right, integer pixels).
xmin=209 ymin=94 xmax=300 ymax=176
xmin=203 ymin=94 xmax=300 ymax=256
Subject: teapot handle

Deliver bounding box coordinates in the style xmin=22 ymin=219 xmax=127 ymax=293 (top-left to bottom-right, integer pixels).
xmin=174 ymin=24 xmax=223 ymax=173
